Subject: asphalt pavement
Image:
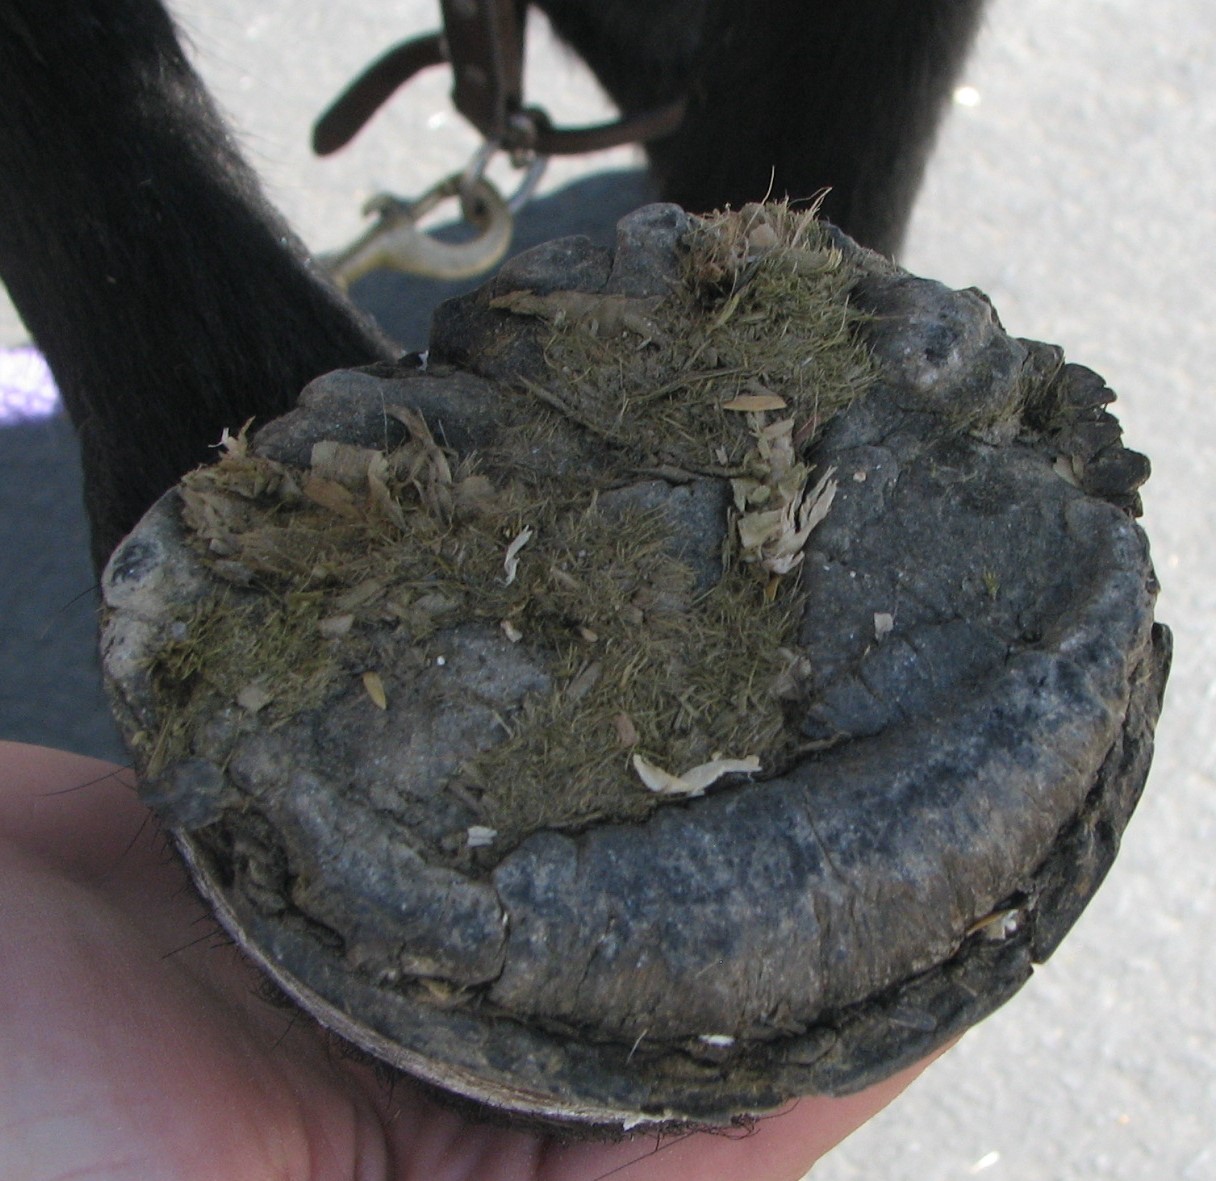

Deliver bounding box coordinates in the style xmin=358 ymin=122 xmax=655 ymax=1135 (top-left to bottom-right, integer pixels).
xmin=1 ymin=1 xmax=1212 ymax=1176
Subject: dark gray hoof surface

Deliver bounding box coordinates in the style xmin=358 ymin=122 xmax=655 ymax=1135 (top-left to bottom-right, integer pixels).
xmin=101 ymin=204 xmax=1168 ymax=1131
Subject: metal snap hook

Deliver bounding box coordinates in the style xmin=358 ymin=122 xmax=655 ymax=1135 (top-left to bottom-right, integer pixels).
xmin=459 ymin=140 xmax=549 ymax=218
xmin=321 ymin=173 xmax=515 ymax=287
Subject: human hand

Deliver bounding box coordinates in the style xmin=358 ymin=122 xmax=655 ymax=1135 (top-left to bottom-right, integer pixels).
xmin=0 ymin=742 xmax=940 ymax=1181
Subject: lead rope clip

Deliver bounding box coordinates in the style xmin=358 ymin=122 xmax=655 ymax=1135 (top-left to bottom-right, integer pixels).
xmin=322 ymin=148 xmax=546 ymax=287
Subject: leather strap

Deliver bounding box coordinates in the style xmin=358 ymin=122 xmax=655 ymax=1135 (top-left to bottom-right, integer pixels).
xmin=313 ymin=33 xmax=446 ymax=155
xmin=313 ymin=1 xmax=685 ymax=159
xmin=441 ymin=0 xmax=524 ymax=144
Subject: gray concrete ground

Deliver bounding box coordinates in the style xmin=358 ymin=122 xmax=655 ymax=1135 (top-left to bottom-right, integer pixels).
xmin=1 ymin=0 xmax=1212 ymax=1176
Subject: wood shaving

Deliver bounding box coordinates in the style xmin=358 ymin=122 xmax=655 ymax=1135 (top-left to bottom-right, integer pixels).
xmin=318 ymin=613 xmax=355 ymax=639
xmin=632 ymin=753 xmax=761 ymax=798
xmin=362 ymin=670 xmax=388 ymax=710
xmin=722 ymin=393 xmax=788 ymax=413
xmin=236 ymin=682 xmax=274 ymax=714
xmin=733 ymin=413 xmax=837 ymax=577
xmin=490 ymin=289 xmax=668 ymax=344
xmin=613 ymin=713 xmax=639 ymax=748
xmin=503 ymin=526 xmax=534 ymax=585
xmin=310 ymin=439 xmax=381 ymax=489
